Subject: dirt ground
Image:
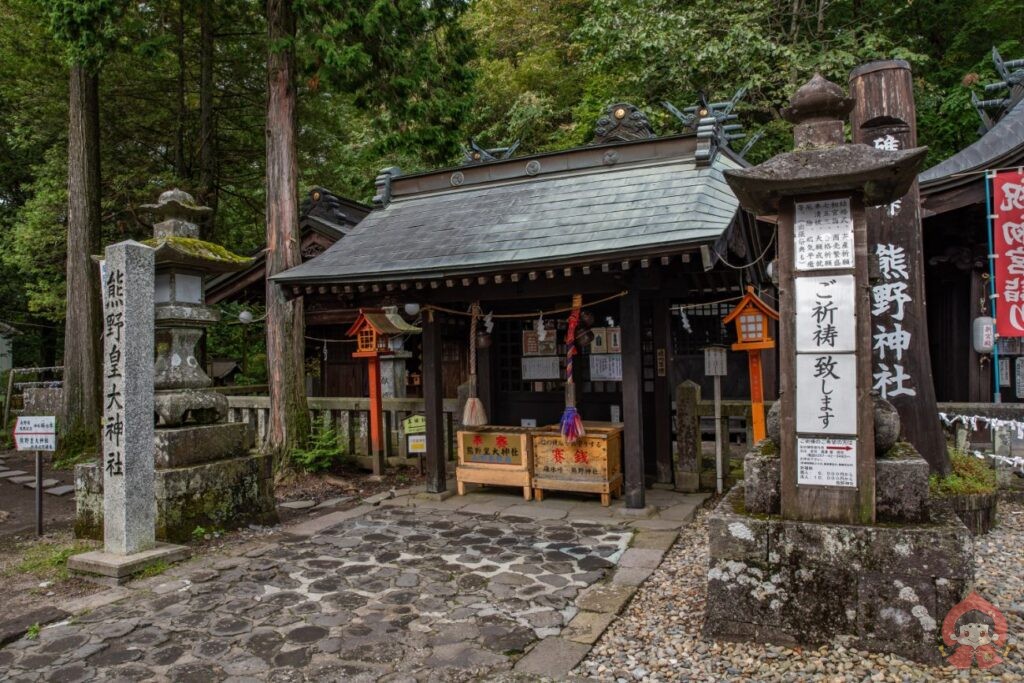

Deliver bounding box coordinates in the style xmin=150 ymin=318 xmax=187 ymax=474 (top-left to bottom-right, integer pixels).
xmin=0 ymin=449 xmax=78 ymax=538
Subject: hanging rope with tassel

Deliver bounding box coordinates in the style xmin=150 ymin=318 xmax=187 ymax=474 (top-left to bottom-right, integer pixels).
xmin=560 ymin=294 xmax=585 ymax=444
xmin=462 ymin=302 xmax=488 ymax=426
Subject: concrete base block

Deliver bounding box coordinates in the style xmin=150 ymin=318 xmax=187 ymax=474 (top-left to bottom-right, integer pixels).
xmin=704 ymin=488 xmax=974 ymax=665
xmin=876 ymin=451 xmax=930 ymax=522
xmin=154 ymin=422 xmax=252 ymax=468
xmin=417 ymin=488 xmax=456 ymax=501
xmin=674 ymin=472 xmax=700 ymax=492
xmin=68 ymin=543 xmax=190 ymax=583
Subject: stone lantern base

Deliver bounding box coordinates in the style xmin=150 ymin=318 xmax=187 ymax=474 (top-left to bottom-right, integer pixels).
xmin=704 ymin=482 xmax=973 ymax=664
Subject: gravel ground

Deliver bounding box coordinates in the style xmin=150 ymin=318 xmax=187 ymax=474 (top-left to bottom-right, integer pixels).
xmin=578 ymin=502 xmax=1024 ymax=682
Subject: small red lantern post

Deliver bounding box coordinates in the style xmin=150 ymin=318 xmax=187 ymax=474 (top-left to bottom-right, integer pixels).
xmin=722 ymin=286 xmax=779 ymax=443
xmin=346 ymin=308 xmax=420 ymax=474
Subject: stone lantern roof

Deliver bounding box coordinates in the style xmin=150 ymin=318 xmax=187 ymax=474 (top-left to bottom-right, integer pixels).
xmin=139 ymin=189 xmax=252 ymax=274
xmin=724 ymin=74 xmax=927 ymax=214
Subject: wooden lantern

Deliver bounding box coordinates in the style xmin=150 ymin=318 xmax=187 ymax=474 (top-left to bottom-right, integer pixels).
xmin=723 ymin=286 xmax=779 ymax=442
xmin=345 ymin=308 xmax=421 ymax=472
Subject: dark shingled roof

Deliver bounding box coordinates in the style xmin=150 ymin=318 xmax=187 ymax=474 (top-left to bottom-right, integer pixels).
xmin=920 ymin=97 xmax=1024 ymax=192
xmin=274 ymin=152 xmax=742 ymax=285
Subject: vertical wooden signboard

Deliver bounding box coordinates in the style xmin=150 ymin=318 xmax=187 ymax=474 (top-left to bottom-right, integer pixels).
xmin=778 ymin=196 xmax=876 ymax=524
xmin=849 ymin=61 xmax=947 ymax=473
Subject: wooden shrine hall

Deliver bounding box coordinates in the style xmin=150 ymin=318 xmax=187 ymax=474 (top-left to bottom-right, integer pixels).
xmin=274 ymin=103 xmax=772 ymax=508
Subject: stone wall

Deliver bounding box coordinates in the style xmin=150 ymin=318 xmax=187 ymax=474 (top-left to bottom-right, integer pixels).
xmin=75 ymin=452 xmax=277 ymax=543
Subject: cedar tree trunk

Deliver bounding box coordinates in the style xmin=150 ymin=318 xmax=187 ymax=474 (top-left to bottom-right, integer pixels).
xmin=60 ymin=64 xmax=103 ymax=451
xmin=264 ymin=0 xmax=309 ymax=462
xmin=198 ymin=0 xmax=217 ymax=234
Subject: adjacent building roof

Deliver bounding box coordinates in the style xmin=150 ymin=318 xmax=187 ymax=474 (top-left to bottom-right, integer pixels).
xmin=920 ymin=97 xmax=1024 ymax=198
xmin=274 ymin=135 xmax=744 ymax=286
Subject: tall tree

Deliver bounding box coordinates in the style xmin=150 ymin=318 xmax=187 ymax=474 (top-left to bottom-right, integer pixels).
xmin=48 ymin=0 xmax=123 ymax=453
xmin=264 ymin=0 xmax=309 ymax=459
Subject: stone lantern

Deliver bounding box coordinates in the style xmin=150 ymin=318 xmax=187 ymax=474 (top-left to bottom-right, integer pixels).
xmin=139 ymin=190 xmax=251 ymax=426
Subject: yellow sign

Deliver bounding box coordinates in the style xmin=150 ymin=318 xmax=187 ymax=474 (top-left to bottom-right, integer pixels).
xmin=459 ymin=431 xmax=523 ymax=466
xmin=408 ymin=434 xmax=426 ymax=454
xmin=403 ymin=414 xmax=426 ymax=434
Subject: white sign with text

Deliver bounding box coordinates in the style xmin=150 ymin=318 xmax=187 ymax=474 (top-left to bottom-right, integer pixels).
xmin=797 ymin=436 xmax=857 ymax=488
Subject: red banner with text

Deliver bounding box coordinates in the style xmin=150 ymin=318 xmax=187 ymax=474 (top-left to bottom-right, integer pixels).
xmin=993 ymin=169 xmax=1024 ymax=337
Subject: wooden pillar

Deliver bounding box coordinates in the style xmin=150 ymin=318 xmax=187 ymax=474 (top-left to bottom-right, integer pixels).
xmin=620 ymin=288 xmax=646 ymax=508
xmin=422 ymin=309 xmax=446 ymax=493
xmin=652 ymin=296 xmax=673 ymax=484
xmin=849 ymin=61 xmax=949 ymax=475
xmin=747 ymin=351 xmax=766 ymax=442
xmin=477 ymin=345 xmax=495 ymax=423
xmin=367 ymin=355 xmax=385 ymax=475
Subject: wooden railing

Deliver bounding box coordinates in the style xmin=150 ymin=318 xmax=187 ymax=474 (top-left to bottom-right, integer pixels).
xmin=225 ymin=395 xmax=462 ymax=461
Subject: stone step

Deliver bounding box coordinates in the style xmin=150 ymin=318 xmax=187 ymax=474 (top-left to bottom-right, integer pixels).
xmin=0 ymin=470 xmax=28 ymax=479
xmin=44 ymin=485 xmax=76 ymax=497
xmin=9 ymin=475 xmax=36 ymax=485
xmin=24 ymin=478 xmax=61 ymax=490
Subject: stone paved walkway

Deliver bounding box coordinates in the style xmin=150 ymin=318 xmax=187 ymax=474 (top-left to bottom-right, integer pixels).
xmin=0 ymin=489 xmax=705 ymax=682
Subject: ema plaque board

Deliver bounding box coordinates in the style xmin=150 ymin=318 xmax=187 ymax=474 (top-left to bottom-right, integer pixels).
xmin=796 ymin=353 xmax=857 ymax=434
xmin=797 ymin=436 xmax=857 ymax=488
xmin=794 ymin=198 xmax=854 ymax=271
xmin=796 ymin=275 xmax=856 ymax=352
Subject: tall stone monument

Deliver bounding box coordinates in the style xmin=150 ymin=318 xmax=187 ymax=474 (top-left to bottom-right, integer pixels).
xmin=704 ymin=74 xmax=973 ymax=664
xmin=69 ymin=241 xmax=189 ymax=579
xmin=75 ymin=191 xmax=278 ymax=543
xmin=849 ymin=60 xmax=949 ymax=475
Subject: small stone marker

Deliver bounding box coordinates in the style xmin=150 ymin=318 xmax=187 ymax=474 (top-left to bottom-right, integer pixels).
xmin=69 ymin=240 xmax=189 ymax=580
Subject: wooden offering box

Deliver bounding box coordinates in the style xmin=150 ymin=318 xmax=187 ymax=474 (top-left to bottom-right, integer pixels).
xmin=456 ymin=426 xmax=534 ymax=500
xmin=531 ymin=423 xmax=623 ymax=506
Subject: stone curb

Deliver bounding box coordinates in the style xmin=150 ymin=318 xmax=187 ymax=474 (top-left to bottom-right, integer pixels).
xmin=279 ymin=504 xmax=374 ymax=537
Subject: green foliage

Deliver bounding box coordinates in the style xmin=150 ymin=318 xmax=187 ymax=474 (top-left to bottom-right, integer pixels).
xmin=291 ymin=422 xmax=354 ymax=472
xmin=25 ymin=623 xmax=40 ymax=640
xmin=133 ymin=560 xmax=170 ymax=579
xmin=47 ymin=0 xmax=125 ymax=69
xmin=54 ymin=422 xmax=98 ymax=470
xmin=10 ymin=539 xmax=96 ymax=582
xmin=929 ymin=450 xmax=998 ymax=496
xmin=205 ymin=303 xmax=268 ymax=385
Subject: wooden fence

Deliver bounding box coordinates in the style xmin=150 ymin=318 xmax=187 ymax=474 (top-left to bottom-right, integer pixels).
xmin=225 ymin=395 xmax=462 ymax=462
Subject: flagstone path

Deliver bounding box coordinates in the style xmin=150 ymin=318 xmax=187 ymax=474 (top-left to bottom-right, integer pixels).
xmin=0 ymin=489 xmax=705 ymax=682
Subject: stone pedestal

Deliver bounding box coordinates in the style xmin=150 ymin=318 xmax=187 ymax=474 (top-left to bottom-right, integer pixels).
xmin=705 ymin=487 xmax=973 ymax=664
xmin=154 ymin=422 xmax=252 ymax=468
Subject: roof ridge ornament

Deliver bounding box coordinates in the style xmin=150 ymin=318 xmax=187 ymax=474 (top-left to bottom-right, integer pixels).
xmin=972 ymin=47 xmax=1024 ymax=133
xmin=372 ymin=167 xmax=402 ymax=208
xmin=664 ymin=88 xmax=753 ymax=165
xmin=591 ymin=103 xmax=656 ymax=145
xmin=462 ymin=138 xmax=521 ymax=165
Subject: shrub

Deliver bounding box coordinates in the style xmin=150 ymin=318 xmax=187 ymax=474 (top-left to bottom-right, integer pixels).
xmin=291 ymin=425 xmax=343 ymax=472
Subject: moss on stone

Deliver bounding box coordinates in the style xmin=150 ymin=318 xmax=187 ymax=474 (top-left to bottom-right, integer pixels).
xmin=143 ymin=236 xmax=251 ymax=265
xmin=756 ymin=439 xmax=778 ymax=457
xmin=929 ymin=450 xmax=997 ymax=497
xmin=881 ymin=441 xmax=917 ymax=460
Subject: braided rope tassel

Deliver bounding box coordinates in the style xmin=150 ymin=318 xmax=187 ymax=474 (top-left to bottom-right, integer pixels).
xmin=560 ymin=294 xmax=585 ymax=444
xmin=462 ymin=302 xmax=488 ymax=426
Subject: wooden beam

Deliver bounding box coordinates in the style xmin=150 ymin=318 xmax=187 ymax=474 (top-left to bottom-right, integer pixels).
xmin=478 ymin=276 xmax=487 ymax=285
xmin=660 ymin=256 xmax=670 ymax=266
xmin=621 ymin=260 xmax=631 ymax=271
xmin=620 ymin=287 xmax=645 ymax=509
xmin=462 ymin=278 xmax=471 ymax=287
xmin=563 ymin=267 xmax=572 ymax=277
xmin=510 ymin=273 xmax=520 ymax=283
xmin=602 ymin=263 xmax=610 ymax=273
xmin=681 ymin=253 xmax=691 ymax=263
xmin=640 ymin=258 xmax=650 ymax=269
xmin=416 ymin=282 xmax=424 ymax=290
xmin=494 ymin=274 xmax=504 ymax=284
xmin=528 ymin=271 xmax=538 ymax=281
xmin=431 ymin=281 xmax=440 ymax=289
xmin=422 ymin=309 xmax=446 ymax=494
xmin=371 ymin=284 xmax=380 ymax=293
xmin=652 ymin=295 xmax=674 ymax=485
xmin=445 ymin=279 xmax=454 ymax=288
xmin=304 ymin=285 xmax=314 ymax=294
xmin=582 ymin=265 xmax=591 ymax=275
xmin=386 ymin=283 xmax=395 ymax=292
xmin=545 ymin=270 xmax=555 ymax=279
xmin=400 ymin=282 xmax=408 ymax=290
xmin=344 ymin=285 xmax=352 ymax=294
xmin=330 ymin=285 xmax=339 ymax=294
xmin=358 ymin=285 xmax=367 ymax=293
